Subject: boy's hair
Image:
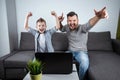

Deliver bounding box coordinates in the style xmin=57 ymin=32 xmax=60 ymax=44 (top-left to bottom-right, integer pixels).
xmin=36 ymin=18 xmax=46 ymax=24
xmin=67 ymin=11 xmax=78 ymax=18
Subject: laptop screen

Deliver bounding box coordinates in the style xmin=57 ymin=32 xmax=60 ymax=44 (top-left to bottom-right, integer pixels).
xmin=35 ymin=52 xmax=73 ymax=74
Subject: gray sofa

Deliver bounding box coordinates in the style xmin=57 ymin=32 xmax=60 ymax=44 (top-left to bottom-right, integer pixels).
xmin=0 ymin=31 xmax=120 ymax=80
xmin=87 ymin=32 xmax=120 ymax=80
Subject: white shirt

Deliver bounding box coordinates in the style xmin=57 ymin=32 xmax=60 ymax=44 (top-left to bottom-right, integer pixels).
xmin=39 ymin=34 xmax=46 ymax=52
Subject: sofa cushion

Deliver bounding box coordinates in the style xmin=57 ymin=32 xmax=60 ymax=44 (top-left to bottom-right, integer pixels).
xmin=20 ymin=32 xmax=35 ymax=50
xmin=87 ymin=31 xmax=113 ymax=51
xmin=6 ymin=68 xmax=27 ymax=79
xmin=4 ymin=51 xmax=35 ymax=68
xmin=52 ymin=32 xmax=68 ymax=51
xmin=88 ymin=51 xmax=120 ymax=80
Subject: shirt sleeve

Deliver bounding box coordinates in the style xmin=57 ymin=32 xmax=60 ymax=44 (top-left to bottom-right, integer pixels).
xmin=28 ymin=27 xmax=37 ymax=36
xmin=48 ymin=27 xmax=58 ymax=35
xmin=81 ymin=22 xmax=92 ymax=32
xmin=60 ymin=24 xmax=68 ymax=32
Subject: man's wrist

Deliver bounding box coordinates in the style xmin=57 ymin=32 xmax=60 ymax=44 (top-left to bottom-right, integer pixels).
xmin=96 ymin=15 xmax=101 ymax=19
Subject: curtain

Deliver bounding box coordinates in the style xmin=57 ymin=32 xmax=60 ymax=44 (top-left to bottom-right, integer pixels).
xmin=116 ymin=9 xmax=120 ymax=40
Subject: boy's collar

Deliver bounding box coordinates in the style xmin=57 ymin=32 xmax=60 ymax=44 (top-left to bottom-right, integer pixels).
xmin=37 ymin=30 xmax=46 ymax=34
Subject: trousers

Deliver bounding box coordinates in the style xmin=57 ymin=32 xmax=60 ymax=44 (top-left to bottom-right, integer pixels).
xmin=67 ymin=51 xmax=89 ymax=80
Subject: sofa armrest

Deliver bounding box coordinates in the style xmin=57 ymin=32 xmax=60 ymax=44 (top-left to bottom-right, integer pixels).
xmin=112 ymin=39 xmax=120 ymax=54
xmin=0 ymin=53 xmax=11 ymax=79
xmin=0 ymin=51 xmax=18 ymax=79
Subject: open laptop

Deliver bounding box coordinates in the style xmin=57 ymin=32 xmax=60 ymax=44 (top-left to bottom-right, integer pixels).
xmin=35 ymin=52 xmax=73 ymax=74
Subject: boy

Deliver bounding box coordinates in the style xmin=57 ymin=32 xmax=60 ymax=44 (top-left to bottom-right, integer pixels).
xmin=24 ymin=11 xmax=60 ymax=52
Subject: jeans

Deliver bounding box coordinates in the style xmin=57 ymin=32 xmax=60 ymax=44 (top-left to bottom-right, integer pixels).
xmin=67 ymin=51 xmax=89 ymax=80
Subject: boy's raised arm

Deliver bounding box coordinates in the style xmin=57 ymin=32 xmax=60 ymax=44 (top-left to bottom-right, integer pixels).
xmin=24 ymin=12 xmax=32 ymax=31
xmin=51 ymin=11 xmax=60 ymax=30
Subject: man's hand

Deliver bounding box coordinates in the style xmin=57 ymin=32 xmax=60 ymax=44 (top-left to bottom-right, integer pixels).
xmin=94 ymin=7 xmax=108 ymax=19
xmin=27 ymin=12 xmax=32 ymax=18
xmin=89 ymin=7 xmax=109 ymax=27
xmin=58 ymin=13 xmax=64 ymax=22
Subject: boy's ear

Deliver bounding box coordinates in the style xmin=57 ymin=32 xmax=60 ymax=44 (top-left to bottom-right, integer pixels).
xmin=44 ymin=24 xmax=47 ymax=28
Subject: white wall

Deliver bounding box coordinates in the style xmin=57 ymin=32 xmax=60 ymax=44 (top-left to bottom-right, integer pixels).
xmin=0 ymin=0 xmax=10 ymax=57
xmin=16 ymin=0 xmax=120 ymax=39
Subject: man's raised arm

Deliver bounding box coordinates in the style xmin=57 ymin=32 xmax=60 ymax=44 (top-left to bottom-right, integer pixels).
xmin=89 ymin=7 xmax=109 ymax=27
xmin=58 ymin=13 xmax=64 ymax=30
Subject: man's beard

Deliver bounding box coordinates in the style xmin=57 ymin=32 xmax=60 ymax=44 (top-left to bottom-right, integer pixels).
xmin=69 ymin=23 xmax=78 ymax=30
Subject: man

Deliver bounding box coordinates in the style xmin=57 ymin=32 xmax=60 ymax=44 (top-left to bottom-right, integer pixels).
xmin=59 ymin=7 xmax=108 ymax=80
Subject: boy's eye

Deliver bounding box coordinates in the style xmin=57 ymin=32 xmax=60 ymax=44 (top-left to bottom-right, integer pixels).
xmin=42 ymin=25 xmax=45 ymax=27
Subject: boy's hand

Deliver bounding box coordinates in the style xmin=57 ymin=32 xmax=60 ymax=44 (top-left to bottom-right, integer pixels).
xmin=24 ymin=12 xmax=32 ymax=30
xmin=94 ymin=7 xmax=109 ymax=19
xmin=27 ymin=12 xmax=32 ymax=18
xmin=51 ymin=11 xmax=57 ymax=17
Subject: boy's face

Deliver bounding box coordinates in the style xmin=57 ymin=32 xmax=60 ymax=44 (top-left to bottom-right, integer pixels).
xmin=36 ymin=22 xmax=46 ymax=33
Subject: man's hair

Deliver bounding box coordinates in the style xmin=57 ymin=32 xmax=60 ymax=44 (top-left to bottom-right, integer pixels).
xmin=36 ymin=18 xmax=46 ymax=24
xmin=67 ymin=11 xmax=78 ymax=18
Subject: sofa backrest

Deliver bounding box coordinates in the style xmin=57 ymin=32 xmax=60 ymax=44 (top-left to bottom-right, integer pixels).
xmin=20 ymin=32 xmax=35 ymax=50
xmin=20 ymin=31 xmax=113 ymax=51
xmin=87 ymin=31 xmax=113 ymax=51
xmin=52 ymin=32 xmax=68 ymax=51
xmin=20 ymin=32 xmax=68 ymax=51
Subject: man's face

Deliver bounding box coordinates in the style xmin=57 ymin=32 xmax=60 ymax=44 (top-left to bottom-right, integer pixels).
xmin=67 ymin=15 xmax=79 ymax=30
xmin=36 ymin=22 xmax=46 ymax=33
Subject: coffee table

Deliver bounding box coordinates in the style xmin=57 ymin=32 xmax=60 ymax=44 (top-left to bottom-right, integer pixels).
xmin=23 ymin=64 xmax=79 ymax=80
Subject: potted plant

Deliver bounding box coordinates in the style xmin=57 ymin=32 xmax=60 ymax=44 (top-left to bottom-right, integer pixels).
xmin=27 ymin=59 xmax=43 ymax=80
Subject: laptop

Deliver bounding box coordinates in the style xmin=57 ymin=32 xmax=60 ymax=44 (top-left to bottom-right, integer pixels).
xmin=35 ymin=52 xmax=73 ymax=74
